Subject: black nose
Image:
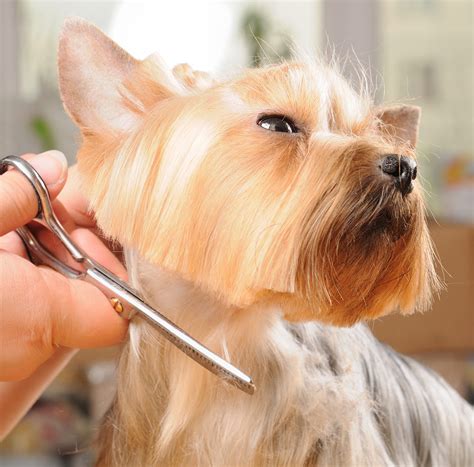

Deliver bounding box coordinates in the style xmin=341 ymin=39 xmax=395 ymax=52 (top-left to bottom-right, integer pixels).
xmin=380 ymin=154 xmax=417 ymax=195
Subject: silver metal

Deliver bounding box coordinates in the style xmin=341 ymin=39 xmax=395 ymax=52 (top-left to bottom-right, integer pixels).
xmin=0 ymin=155 xmax=255 ymax=395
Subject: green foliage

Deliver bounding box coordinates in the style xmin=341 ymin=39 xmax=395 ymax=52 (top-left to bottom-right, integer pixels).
xmin=241 ymin=8 xmax=293 ymax=67
xmin=31 ymin=116 xmax=56 ymax=152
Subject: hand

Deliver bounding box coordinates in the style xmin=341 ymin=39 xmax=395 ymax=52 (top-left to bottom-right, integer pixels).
xmin=0 ymin=151 xmax=128 ymax=381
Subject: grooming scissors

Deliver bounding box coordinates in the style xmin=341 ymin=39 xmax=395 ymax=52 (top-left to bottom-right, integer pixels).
xmin=0 ymin=155 xmax=255 ymax=395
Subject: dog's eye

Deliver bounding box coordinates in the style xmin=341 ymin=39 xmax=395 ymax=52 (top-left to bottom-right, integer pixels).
xmin=257 ymin=115 xmax=298 ymax=134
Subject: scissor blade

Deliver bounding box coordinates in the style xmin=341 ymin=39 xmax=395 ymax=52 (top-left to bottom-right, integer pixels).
xmin=86 ymin=268 xmax=256 ymax=395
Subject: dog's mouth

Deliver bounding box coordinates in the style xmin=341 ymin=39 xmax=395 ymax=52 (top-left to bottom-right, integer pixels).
xmin=364 ymin=177 xmax=419 ymax=237
xmin=361 ymin=206 xmax=411 ymax=242
xmin=292 ymin=177 xmax=426 ymax=324
xmin=298 ymin=180 xmax=418 ymax=264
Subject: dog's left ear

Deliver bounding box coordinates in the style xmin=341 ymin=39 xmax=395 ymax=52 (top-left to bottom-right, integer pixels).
xmin=377 ymin=105 xmax=421 ymax=148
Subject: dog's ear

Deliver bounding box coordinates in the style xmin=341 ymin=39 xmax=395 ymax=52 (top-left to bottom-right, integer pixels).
xmin=58 ymin=17 xmax=141 ymax=132
xmin=58 ymin=18 xmax=183 ymax=134
xmin=377 ymin=105 xmax=421 ymax=148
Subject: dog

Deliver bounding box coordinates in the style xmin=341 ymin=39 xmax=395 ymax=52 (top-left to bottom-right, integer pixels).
xmin=58 ymin=18 xmax=473 ymax=466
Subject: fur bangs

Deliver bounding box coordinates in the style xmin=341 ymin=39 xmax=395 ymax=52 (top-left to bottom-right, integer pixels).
xmin=57 ymin=19 xmax=471 ymax=467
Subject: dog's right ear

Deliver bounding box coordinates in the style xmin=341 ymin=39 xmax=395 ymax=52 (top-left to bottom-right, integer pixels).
xmin=58 ymin=17 xmax=181 ymax=134
xmin=58 ymin=18 xmax=140 ymax=133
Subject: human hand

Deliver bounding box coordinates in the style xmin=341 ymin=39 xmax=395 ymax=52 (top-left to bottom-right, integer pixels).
xmin=0 ymin=151 xmax=128 ymax=381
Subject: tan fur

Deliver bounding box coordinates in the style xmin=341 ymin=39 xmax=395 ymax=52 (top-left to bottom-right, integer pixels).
xmin=59 ymin=20 xmax=437 ymax=326
xmin=54 ymin=18 xmax=463 ymax=467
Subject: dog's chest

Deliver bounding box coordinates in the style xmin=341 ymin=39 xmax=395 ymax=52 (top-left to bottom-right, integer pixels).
xmin=122 ymin=249 xmax=370 ymax=464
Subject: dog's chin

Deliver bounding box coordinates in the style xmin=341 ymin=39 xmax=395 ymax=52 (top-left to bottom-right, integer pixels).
xmin=360 ymin=207 xmax=412 ymax=244
xmin=359 ymin=187 xmax=420 ymax=247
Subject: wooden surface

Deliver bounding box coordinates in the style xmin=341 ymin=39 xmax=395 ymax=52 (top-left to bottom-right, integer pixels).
xmin=372 ymin=222 xmax=474 ymax=354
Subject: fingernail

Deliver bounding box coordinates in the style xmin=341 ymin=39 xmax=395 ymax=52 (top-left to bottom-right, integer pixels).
xmin=29 ymin=150 xmax=68 ymax=186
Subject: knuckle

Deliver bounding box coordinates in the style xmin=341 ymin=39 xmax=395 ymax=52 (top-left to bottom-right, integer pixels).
xmin=37 ymin=266 xmax=72 ymax=347
xmin=17 ymin=265 xmax=58 ymax=352
xmin=0 ymin=254 xmax=55 ymax=379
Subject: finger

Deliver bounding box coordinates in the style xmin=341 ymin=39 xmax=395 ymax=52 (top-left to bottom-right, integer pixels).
xmin=0 ymin=253 xmax=127 ymax=380
xmin=0 ymin=151 xmax=68 ymax=236
xmin=51 ymin=200 xmax=76 ymax=232
xmin=27 ymin=223 xmax=127 ymax=281
xmin=71 ymin=228 xmax=127 ymax=280
xmin=55 ymin=166 xmax=124 ymax=260
xmin=0 ymin=232 xmax=28 ymax=258
xmin=56 ymin=165 xmax=96 ymax=228
xmin=0 ymin=200 xmax=75 ymax=264
xmin=53 ymin=194 xmax=124 ymax=263
xmin=39 ymin=266 xmax=128 ymax=349
xmin=0 ymin=254 xmax=63 ymax=379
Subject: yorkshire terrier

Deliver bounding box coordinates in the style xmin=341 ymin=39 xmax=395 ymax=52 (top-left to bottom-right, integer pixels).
xmin=58 ymin=18 xmax=473 ymax=466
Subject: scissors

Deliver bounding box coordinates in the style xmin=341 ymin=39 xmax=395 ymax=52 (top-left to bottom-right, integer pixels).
xmin=0 ymin=155 xmax=255 ymax=395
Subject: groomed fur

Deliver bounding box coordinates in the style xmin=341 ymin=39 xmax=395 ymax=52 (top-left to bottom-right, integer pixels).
xmin=58 ymin=19 xmax=438 ymax=326
xmin=95 ymin=257 xmax=473 ymax=466
xmin=56 ymin=18 xmax=473 ymax=467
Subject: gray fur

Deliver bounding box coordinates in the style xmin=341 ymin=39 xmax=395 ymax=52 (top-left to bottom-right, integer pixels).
xmin=97 ymin=258 xmax=474 ymax=466
xmin=289 ymin=323 xmax=474 ymax=466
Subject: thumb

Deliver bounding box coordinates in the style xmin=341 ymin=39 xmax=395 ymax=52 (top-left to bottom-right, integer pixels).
xmin=42 ymin=230 xmax=129 ymax=349
xmin=0 ymin=151 xmax=68 ymax=236
xmin=40 ymin=266 xmax=128 ymax=350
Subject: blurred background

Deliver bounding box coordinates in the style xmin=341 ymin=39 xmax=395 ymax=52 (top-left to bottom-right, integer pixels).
xmin=1 ymin=0 xmax=472 ymax=465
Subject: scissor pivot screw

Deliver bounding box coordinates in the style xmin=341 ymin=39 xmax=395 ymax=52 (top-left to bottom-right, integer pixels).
xmin=111 ymin=297 xmax=124 ymax=313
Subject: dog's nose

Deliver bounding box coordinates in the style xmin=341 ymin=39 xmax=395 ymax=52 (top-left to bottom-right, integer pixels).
xmin=380 ymin=154 xmax=417 ymax=195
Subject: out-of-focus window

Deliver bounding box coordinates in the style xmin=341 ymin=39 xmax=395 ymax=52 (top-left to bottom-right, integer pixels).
xmin=380 ymin=0 xmax=473 ymax=221
xmin=399 ymin=62 xmax=438 ymax=102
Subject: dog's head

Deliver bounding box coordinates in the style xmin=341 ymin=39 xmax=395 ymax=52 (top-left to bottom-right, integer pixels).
xmin=58 ymin=18 xmax=437 ymax=325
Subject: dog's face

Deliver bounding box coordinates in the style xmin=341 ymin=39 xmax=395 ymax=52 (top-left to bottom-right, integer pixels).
xmin=59 ymin=19 xmax=437 ymax=325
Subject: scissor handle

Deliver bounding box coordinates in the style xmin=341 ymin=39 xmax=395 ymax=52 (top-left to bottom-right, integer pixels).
xmin=0 ymin=156 xmax=86 ymax=262
xmin=0 ymin=155 xmax=256 ymax=395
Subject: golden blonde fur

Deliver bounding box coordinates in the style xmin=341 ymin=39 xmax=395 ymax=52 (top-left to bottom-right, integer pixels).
xmin=57 ymin=18 xmax=473 ymax=467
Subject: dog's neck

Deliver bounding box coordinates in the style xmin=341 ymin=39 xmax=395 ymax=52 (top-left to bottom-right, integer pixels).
xmin=124 ymin=248 xmax=277 ymax=347
xmin=120 ymin=248 xmax=368 ymax=464
xmin=107 ymin=250 xmax=471 ymax=467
